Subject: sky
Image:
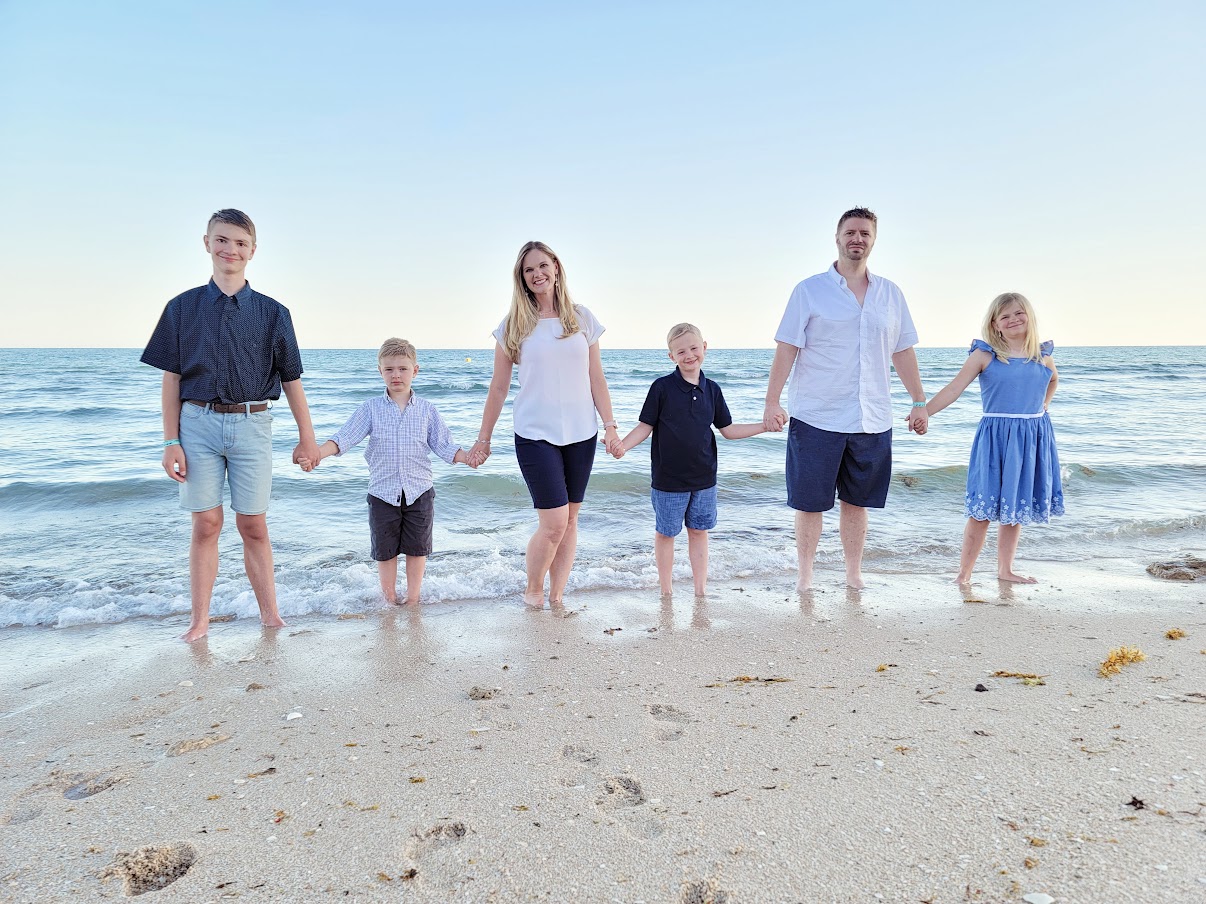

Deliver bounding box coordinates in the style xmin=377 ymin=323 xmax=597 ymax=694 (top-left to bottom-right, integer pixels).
xmin=1 ymin=1 xmax=1203 ymax=349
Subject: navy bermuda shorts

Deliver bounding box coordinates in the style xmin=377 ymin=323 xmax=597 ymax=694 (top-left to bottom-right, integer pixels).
xmin=514 ymin=435 xmax=597 ymax=510
xmin=786 ymin=418 xmax=892 ymax=512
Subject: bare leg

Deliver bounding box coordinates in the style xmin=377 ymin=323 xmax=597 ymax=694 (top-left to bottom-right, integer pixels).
xmin=184 ymin=507 xmax=223 ymax=642
xmin=236 ymin=513 xmax=286 ymax=628
xmin=403 ymin=555 xmax=426 ymax=604
xmin=996 ymin=523 xmax=1036 ymax=583
xmin=686 ymin=528 xmax=709 ymax=596
xmin=956 ymin=518 xmax=990 ymax=584
xmin=794 ymin=510 xmax=823 ymax=592
xmin=654 ymin=531 xmax=675 ymax=596
xmin=377 ymin=557 xmax=399 ymax=604
xmin=525 ymin=505 xmax=569 ymax=607
xmin=548 ymin=502 xmax=582 ymax=605
xmin=838 ymin=501 xmax=868 ymax=589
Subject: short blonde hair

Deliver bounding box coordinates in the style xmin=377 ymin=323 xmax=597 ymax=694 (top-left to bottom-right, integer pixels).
xmin=378 ymin=337 xmax=417 ymax=363
xmin=666 ymin=322 xmax=703 ymax=347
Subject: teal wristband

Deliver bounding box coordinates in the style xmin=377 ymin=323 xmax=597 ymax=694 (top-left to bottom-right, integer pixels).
xmin=164 ymin=439 xmax=181 ymax=447
xmin=911 ymin=401 xmax=927 ymax=408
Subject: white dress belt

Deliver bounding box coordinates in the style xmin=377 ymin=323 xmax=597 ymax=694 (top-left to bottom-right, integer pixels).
xmin=981 ymin=411 xmax=1045 ymax=419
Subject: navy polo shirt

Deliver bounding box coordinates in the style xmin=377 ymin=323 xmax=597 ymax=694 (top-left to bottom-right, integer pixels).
xmin=639 ymin=368 xmax=733 ymax=492
xmin=141 ymin=279 xmax=304 ymax=403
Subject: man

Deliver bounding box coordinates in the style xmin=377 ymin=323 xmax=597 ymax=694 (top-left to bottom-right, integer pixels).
xmin=763 ymin=208 xmax=928 ymax=591
xmin=141 ymin=209 xmax=321 ymax=641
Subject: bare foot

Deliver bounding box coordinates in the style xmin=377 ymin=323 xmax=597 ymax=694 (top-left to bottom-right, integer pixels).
xmin=954 ymin=574 xmax=973 ymax=585
xmin=998 ymin=571 xmax=1037 ymax=584
xmin=693 ymin=586 xmax=707 ymax=598
xmin=403 ymin=596 xmax=420 ymax=605
xmin=180 ymin=623 xmax=209 ymax=643
xmin=796 ymin=579 xmax=813 ymax=593
xmin=382 ymin=591 xmax=399 ymax=604
xmin=845 ymin=573 xmax=866 ymax=590
xmin=261 ymin=615 xmax=287 ymax=628
xmin=523 ymin=591 xmax=545 ymax=609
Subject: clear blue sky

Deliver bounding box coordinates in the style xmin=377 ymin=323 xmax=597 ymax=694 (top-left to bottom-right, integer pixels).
xmin=1 ymin=1 xmax=1202 ymax=348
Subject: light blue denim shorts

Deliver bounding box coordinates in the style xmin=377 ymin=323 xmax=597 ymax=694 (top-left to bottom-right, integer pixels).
xmin=651 ymin=485 xmax=718 ymax=537
xmin=178 ymin=403 xmax=274 ymax=515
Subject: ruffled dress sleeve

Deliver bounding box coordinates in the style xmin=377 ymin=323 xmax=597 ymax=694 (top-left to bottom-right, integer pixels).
xmin=968 ymin=339 xmax=994 ymax=356
xmin=1040 ymin=340 xmax=1054 ymax=356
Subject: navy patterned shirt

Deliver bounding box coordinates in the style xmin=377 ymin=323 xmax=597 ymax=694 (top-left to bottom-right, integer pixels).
xmin=140 ymin=279 xmax=304 ymax=403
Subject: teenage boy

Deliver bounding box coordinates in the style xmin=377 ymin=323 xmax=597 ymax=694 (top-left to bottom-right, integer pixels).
xmin=297 ymin=338 xmax=472 ymax=604
xmin=141 ymin=209 xmax=320 ymax=642
xmin=615 ymin=323 xmax=772 ymax=597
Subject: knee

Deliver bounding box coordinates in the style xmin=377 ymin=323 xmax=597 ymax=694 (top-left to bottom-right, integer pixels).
xmin=192 ymin=509 xmax=223 ymax=542
xmin=236 ymin=515 xmax=270 ymax=544
xmin=536 ymin=516 xmax=570 ymax=544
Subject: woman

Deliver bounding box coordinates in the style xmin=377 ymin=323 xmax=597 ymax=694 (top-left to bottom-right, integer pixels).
xmin=472 ymin=241 xmax=622 ymax=608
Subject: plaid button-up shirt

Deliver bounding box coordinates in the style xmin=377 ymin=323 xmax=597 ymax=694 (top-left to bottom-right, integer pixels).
xmin=329 ymin=391 xmax=461 ymax=505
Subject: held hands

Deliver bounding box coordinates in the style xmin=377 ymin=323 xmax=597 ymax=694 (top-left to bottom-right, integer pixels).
xmin=762 ymin=402 xmax=787 ymax=433
xmin=603 ymin=425 xmax=624 ymax=459
xmin=293 ymin=439 xmax=322 ymax=471
xmin=467 ymin=440 xmax=491 ymax=468
xmin=906 ymin=406 xmax=929 ymax=435
xmin=162 ymin=445 xmax=187 ymax=483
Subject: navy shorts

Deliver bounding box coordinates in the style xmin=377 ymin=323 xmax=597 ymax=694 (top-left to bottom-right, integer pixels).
xmin=786 ymin=418 xmax=892 ymax=512
xmin=368 ymin=490 xmax=435 ymax=559
xmin=514 ymin=434 xmax=597 ymax=510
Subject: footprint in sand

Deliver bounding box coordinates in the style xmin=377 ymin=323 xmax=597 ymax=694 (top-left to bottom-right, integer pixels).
xmin=403 ymin=821 xmax=469 ymax=860
xmin=101 ymin=841 xmax=196 ymax=896
xmin=596 ymin=775 xmax=664 ymax=839
xmin=680 ymin=878 xmax=732 ymax=904
xmin=561 ymin=743 xmax=598 ymax=764
xmin=62 ymin=771 xmax=124 ymax=800
xmin=647 ymin=703 xmax=691 ymax=741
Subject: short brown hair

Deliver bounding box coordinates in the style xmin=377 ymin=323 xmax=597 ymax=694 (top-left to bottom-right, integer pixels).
xmin=666 ymin=322 xmax=703 ymax=347
xmin=378 ymin=338 xmax=417 ymax=363
xmin=207 ymin=208 xmax=256 ymax=242
xmin=837 ymin=207 xmax=877 ymax=230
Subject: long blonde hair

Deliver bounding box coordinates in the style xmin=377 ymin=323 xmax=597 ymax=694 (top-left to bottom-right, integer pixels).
xmin=500 ymin=241 xmax=581 ymax=363
xmin=982 ymin=292 xmax=1042 ymax=363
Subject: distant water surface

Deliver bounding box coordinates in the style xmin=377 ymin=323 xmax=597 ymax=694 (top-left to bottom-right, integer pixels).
xmin=1 ymin=346 xmax=1203 ymax=627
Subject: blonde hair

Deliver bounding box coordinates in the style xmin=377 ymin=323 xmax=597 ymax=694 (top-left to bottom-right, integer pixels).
xmin=499 ymin=241 xmax=581 ymax=363
xmin=666 ymin=322 xmax=703 ymax=347
xmin=982 ymin=293 xmax=1042 ymax=363
xmin=378 ymin=337 xmax=417 ymax=363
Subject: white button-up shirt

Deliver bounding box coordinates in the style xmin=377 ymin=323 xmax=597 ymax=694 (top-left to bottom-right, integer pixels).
xmin=329 ymin=391 xmax=462 ymax=505
xmin=774 ymin=265 xmax=918 ymax=434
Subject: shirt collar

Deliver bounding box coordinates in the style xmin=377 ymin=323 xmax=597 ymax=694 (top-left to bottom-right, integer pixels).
xmin=382 ymin=388 xmax=416 ymax=408
xmin=205 ymin=278 xmax=254 ymax=306
xmin=672 ymin=367 xmax=707 ymax=393
xmin=827 ymin=263 xmax=876 ymax=288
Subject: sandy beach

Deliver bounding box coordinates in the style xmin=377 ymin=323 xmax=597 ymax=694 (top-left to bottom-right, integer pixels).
xmin=2 ymin=561 xmax=1204 ymax=903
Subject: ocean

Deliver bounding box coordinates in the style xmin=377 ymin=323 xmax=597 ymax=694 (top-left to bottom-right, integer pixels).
xmin=1 ymin=346 xmax=1203 ymax=628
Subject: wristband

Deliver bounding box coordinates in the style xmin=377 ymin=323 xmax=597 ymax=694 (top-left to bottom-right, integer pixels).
xmin=911 ymin=401 xmax=927 ymax=409
xmin=164 ymin=439 xmax=181 ymax=447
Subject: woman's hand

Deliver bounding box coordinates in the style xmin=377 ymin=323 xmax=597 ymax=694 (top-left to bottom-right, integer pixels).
xmin=603 ymin=425 xmax=623 ymax=459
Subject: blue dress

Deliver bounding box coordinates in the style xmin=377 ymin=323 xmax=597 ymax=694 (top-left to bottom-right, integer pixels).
xmin=964 ymin=339 xmax=1064 ymax=524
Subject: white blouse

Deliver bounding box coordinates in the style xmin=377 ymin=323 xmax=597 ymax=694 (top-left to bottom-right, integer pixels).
xmin=493 ymin=305 xmax=605 ymax=445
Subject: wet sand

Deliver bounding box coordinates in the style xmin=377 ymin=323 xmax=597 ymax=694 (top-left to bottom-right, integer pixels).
xmin=2 ymin=562 xmax=1204 ymax=902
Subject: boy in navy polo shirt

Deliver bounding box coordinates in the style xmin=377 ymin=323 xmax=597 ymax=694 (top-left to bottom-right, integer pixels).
xmin=616 ymin=323 xmax=772 ymax=596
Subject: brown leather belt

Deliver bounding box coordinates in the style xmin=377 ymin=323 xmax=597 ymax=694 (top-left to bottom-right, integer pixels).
xmin=187 ymin=400 xmax=270 ymax=414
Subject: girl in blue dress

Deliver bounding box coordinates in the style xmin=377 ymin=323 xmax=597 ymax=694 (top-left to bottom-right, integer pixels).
xmin=925 ymin=292 xmax=1063 ymax=584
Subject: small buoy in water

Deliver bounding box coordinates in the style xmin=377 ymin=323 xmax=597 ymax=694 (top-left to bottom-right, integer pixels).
xmin=465 ymin=357 xmax=472 ymax=363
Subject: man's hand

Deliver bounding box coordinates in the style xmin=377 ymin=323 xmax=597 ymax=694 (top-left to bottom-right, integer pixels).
xmin=763 ymin=402 xmax=787 ymax=433
xmin=293 ymin=440 xmax=321 ymax=469
xmin=907 ymin=407 xmax=929 ymax=435
xmin=163 ymin=445 xmax=187 ymax=482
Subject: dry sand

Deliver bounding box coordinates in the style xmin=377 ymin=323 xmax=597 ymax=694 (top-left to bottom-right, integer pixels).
xmin=2 ymin=561 xmax=1204 ymax=903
